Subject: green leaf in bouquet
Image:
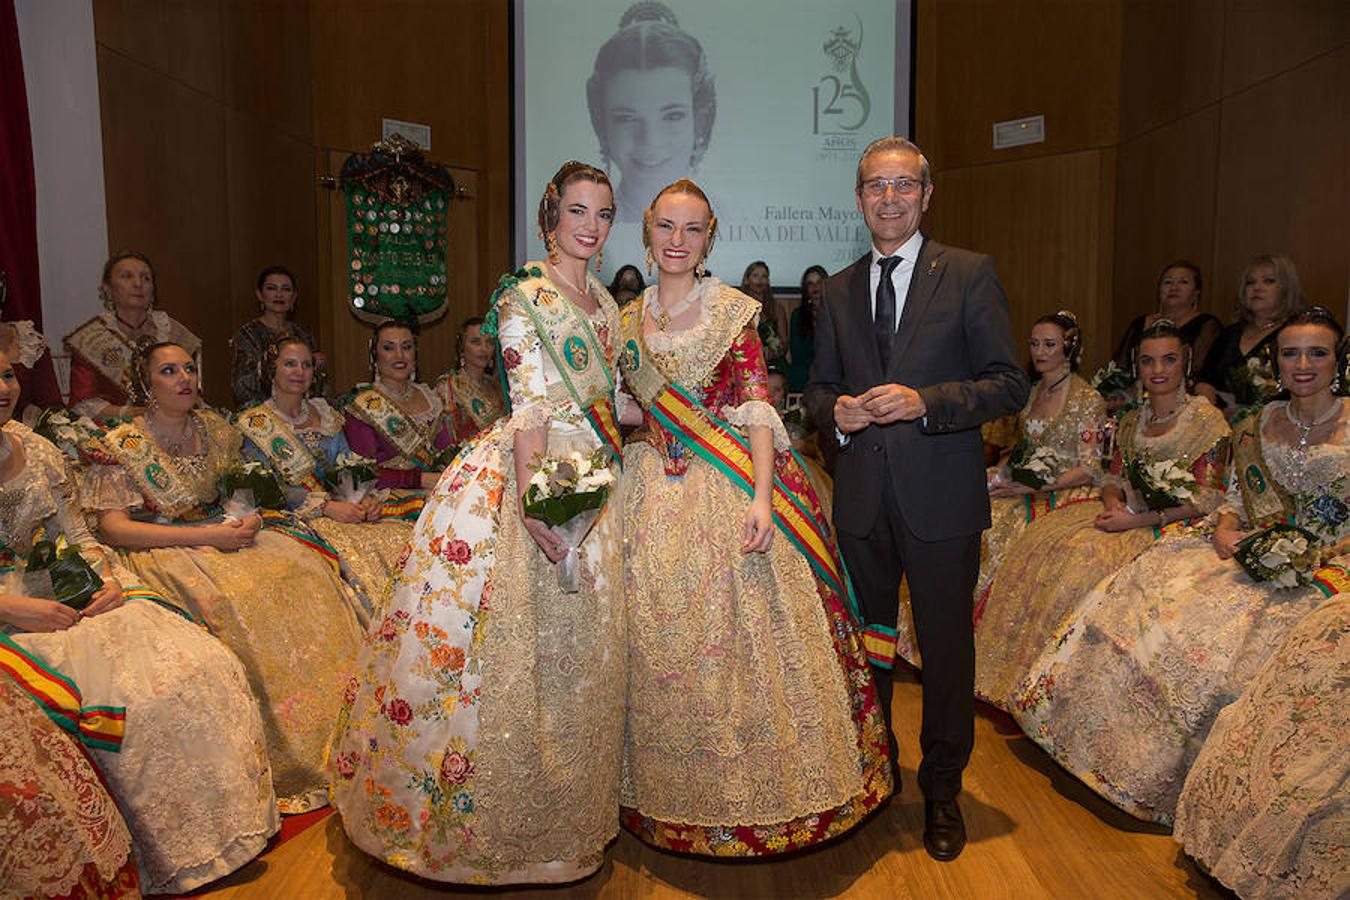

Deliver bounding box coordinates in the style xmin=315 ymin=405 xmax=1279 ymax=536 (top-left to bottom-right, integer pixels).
xmin=320 ymin=462 xmax=377 ymax=493
xmin=219 ymin=467 xmax=287 ymax=510
xmin=1233 ymin=523 xmax=1319 ymax=588
xmin=1007 ymin=440 xmax=1052 ymax=490
xmin=522 ymin=484 xmax=610 ymax=528
xmin=24 ymin=540 xmax=103 ymax=611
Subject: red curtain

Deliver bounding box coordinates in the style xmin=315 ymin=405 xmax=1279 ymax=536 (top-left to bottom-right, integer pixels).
xmin=1 ymin=0 xmax=63 ymax=414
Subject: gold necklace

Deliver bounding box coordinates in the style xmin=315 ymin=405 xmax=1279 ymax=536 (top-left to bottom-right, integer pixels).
xmin=147 ymin=411 xmax=198 ymax=455
xmin=547 ymin=263 xmax=589 ymax=300
xmin=377 ymin=378 xmax=416 ymax=403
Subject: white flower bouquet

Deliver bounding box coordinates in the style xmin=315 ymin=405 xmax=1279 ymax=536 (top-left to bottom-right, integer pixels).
xmin=1007 ymin=441 xmax=1061 ymax=490
xmin=523 ymin=448 xmax=615 ymax=593
xmin=1234 ymin=523 xmax=1320 ymax=589
xmin=34 ymin=408 xmax=101 ymax=461
xmin=1125 ymin=455 xmax=1197 ymax=511
xmin=219 ymin=460 xmax=286 ymax=517
xmin=321 ymin=451 xmax=378 ymax=503
xmin=1090 ymin=360 xmax=1134 ymax=397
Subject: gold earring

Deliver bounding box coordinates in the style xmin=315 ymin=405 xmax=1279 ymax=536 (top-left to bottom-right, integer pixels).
xmin=594 ymin=249 xmax=604 ymax=273
xmin=645 ymin=248 xmax=655 ymax=276
xmin=696 ymin=259 xmax=707 ymax=279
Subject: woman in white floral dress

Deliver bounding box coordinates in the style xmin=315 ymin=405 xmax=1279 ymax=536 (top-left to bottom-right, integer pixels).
xmin=1012 ymin=308 xmax=1349 ymax=825
xmin=330 ymin=162 xmax=629 ymax=884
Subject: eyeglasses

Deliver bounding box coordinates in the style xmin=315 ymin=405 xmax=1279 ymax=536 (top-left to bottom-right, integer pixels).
xmin=860 ymin=176 xmax=924 ymax=198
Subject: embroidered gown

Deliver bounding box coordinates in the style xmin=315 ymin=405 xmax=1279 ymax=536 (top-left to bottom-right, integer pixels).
xmin=63 ymin=311 xmax=201 ymax=420
xmin=434 ymin=369 xmax=506 ymax=445
xmin=0 ymin=673 xmax=140 ymax=899
xmin=342 ymin=381 xmax=456 ymax=491
xmin=2 ymin=421 xmax=278 ymax=893
xmin=330 ymin=267 xmax=626 ymax=884
xmin=977 ymin=397 xmax=1230 ymax=709
xmin=78 ymin=410 xmax=364 ymax=814
xmin=1175 ymin=594 xmax=1349 ymax=899
xmin=1012 ymin=399 xmax=1349 ymax=824
xmin=618 ymin=280 xmax=891 ymax=856
xmin=238 ymin=397 xmax=413 ymax=622
xmin=893 ymin=373 xmax=1105 ymax=668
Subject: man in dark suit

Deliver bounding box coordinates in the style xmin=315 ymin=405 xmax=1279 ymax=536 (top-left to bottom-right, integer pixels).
xmin=805 ymin=136 xmax=1028 ymax=861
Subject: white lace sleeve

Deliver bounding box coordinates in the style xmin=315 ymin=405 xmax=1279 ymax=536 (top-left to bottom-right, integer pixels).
xmin=723 ymin=399 xmax=791 ymax=452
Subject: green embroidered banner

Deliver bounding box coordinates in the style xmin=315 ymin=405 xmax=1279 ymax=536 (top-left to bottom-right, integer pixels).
xmin=341 ymin=135 xmax=454 ymax=323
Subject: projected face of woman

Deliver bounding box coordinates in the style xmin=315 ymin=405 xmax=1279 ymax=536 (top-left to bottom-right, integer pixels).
xmin=604 ymin=67 xmax=696 ymax=207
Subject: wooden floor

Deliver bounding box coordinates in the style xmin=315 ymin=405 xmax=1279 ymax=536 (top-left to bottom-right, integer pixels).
xmin=202 ymin=669 xmax=1233 ymax=899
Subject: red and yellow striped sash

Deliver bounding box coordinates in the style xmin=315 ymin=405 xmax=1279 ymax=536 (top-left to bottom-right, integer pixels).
xmin=0 ymin=632 xmax=125 ymax=751
xmin=647 ymin=383 xmax=856 ymax=615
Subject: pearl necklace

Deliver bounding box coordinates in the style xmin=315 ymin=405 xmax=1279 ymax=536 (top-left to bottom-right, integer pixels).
xmin=1143 ymin=393 xmax=1188 ymax=426
xmin=647 ymin=285 xmax=701 ymax=332
xmin=376 ymin=378 xmax=416 ymax=403
xmin=146 ymin=411 xmax=198 ymax=456
xmin=1285 ymin=397 xmax=1341 ymax=451
xmin=268 ymin=396 xmax=313 ymax=428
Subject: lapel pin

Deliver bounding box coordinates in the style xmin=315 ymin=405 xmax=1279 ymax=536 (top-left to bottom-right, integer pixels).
xmin=927 ymin=260 xmax=938 ymax=276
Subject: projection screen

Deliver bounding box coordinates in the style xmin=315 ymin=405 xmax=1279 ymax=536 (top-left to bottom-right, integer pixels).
xmin=513 ymin=0 xmax=914 ymax=283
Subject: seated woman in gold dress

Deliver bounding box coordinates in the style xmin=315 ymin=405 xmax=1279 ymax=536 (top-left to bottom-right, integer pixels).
xmin=238 ymin=336 xmax=413 ymax=620
xmin=79 ymin=342 xmax=364 ymax=815
xmin=976 ymin=320 xmax=1230 ymax=709
xmin=0 ymin=347 xmax=278 ymax=893
xmin=617 ymin=180 xmax=891 ymax=856
xmin=434 ymin=315 xmax=506 ymax=445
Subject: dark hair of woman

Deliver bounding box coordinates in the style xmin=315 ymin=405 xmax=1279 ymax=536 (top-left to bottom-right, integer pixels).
xmin=255 ymin=265 xmax=297 ymax=293
xmin=126 ymin=340 xmax=184 ymax=406
xmin=1032 ymin=309 xmax=1084 ymax=373
xmin=608 ymin=264 xmax=645 ymax=298
xmin=1133 ymin=317 xmax=1191 ymax=382
xmin=455 ymin=314 xmax=495 ymax=376
xmin=796 ymin=264 xmax=828 ymax=339
xmin=368 ymin=317 xmax=420 ymax=379
xmin=537 ymin=161 xmax=613 ymax=249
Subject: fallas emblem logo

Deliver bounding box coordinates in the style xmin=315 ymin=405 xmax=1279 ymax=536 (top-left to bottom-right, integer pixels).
xmin=813 ymin=16 xmax=871 ymax=144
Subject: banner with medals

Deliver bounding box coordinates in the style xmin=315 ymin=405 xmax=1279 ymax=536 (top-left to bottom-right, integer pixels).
xmin=341 ymin=135 xmax=455 ymax=324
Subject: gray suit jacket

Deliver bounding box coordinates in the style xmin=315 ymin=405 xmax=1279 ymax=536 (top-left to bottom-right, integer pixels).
xmin=804 ymin=237 xmax=1029 ymax=542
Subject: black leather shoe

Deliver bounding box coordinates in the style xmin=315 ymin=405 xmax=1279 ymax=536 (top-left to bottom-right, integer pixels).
xmin=923 ymin=798 xmax=966 ymax=861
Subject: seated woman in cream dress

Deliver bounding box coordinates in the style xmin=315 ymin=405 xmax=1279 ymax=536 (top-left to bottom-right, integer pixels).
xmin=1013 ymin=308 xmax=1350 ymax=825
xmin=331 ymin=162 xmax=628 ymax=884
xmin=894 ymin=312 xmax=1104 ymax=669
xmin=0 ymin=347 xmax=277 ymax=894
xmin=617 ymin=180 xmax=891 ymax=857
xmin=79 ymin=342 xmax=364 ymax=815
xmin=978 ymin=321 xmax=1230 ymax=709
xmin=238 ymin=336 xmax=412 ymax=621
xmin=1175 ymin=594 xmax=1349 ymax=900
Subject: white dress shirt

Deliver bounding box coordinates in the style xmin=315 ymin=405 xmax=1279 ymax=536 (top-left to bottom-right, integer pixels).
xmin=868 ymin=230 xmax=925 ymax=332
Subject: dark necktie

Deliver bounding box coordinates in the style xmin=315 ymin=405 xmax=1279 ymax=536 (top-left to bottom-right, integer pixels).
xmin=875 ymin=255 xmax=902 ymax=368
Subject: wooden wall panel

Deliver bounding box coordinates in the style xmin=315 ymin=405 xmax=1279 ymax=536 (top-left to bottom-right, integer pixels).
xmin=1112 ymin=106 xmax=1221 ymax=336
xmin=93 ymin=0 xmax=224 ymax=98
xmin=924 ymin=149 xmax=1117 ymax=371
xmin=929 ymin=0 xmax=1121 ymax=170
xmin=1221 ymin=0 xmax=1349 ymax=95
xmin=1118 ymin=0 xmax=1224 ymax=140
xmin=222 ymin=0 xmax=313 ymax=142
xmin=96 ymin=45 xmax=232 ymax=399
xmin=1213 ymin=46 xmax=1349 ymax=312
